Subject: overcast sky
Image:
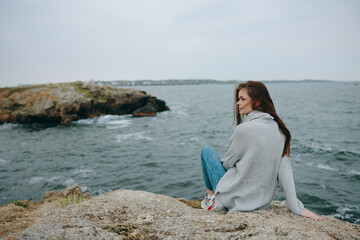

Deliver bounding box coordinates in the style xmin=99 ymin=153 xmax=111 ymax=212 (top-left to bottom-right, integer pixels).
xmin=0 ymin=0 xmax=359 ymax=87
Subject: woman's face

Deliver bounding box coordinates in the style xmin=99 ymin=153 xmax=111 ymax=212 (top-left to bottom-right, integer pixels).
xmin=237 ymin=89 xmax=254 ymax=115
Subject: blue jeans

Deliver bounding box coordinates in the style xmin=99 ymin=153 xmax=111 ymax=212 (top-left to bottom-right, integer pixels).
xmin=201 ymin=146 xmax=226 ymax=191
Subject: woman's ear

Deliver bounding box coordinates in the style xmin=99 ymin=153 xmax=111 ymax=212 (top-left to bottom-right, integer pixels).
xmin=254 ymin=100 xmax=261 ymax=109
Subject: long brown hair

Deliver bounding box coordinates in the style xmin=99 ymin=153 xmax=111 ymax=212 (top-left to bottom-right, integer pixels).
xmin=234 ymin=81 xmax=291 ymax=157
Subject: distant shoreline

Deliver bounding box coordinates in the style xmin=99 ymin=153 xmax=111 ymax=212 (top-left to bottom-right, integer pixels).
xmin=96 ymin=79 xmax=351 ymax=87
xmin=2 ymin=79 xmax=359 ymax=89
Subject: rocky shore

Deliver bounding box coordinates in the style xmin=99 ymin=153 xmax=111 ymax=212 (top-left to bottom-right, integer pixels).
xmin=1 ymin=185 xmax=359 ymax=239
xmin=0 ymin=81 xmax=169 ymax=125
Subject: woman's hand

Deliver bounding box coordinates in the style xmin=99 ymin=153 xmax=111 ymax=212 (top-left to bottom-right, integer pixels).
xmin=301 ymin=208 xmax=324 ymax=221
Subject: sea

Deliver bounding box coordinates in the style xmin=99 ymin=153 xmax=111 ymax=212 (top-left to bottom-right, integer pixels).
xmin=0 ymin=81 xmax=359 ymax=224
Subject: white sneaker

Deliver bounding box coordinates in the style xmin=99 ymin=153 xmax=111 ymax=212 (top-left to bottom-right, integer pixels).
xmin=201 ymin=195 xmax=217 ymax=211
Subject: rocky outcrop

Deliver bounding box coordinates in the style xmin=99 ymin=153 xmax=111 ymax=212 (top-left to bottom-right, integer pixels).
xmin=41 ymin=183 xmax=91 ymax=203
xmin=132 ymin=105 xmax=157 ymax=117
xmin=0 ymin=81 xmax=169 ymax=124
xmin=5 ymin=188 xmax=360 ymax=240
xmin=0 ymin=184 xmax=92 ymax=238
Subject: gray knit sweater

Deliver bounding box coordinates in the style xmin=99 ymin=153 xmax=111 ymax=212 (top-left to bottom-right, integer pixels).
xmin=214 ymin=110 xmax=304 ymax=215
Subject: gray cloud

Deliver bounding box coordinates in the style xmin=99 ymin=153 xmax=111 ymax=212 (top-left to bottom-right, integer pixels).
xmin=0 ymin=0 xmax=359 ymax=87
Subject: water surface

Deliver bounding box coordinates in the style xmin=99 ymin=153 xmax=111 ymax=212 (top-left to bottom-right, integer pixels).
xmin=0 ymin=82 xmax=359 ymax=224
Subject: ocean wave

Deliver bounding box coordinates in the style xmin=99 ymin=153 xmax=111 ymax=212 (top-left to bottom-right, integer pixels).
xmin=29 ymin=176 xmax=61 ymax=184
xmin=29 ymin=177 xmax=45 ymax=184
xmin=106 ymin=119 xmax=131 ymax=129
xmin=0 ymin=158 xmax=8 ymax=164
xmin=116 ymin=132 xmax=153 ymax=143
xmin=140 ymin=162 xmax=159 ymax=168
xmin=74 ymin=115 xmax=132 ymax=129
xmin=73 ymin=169 xmax=93 ymax=177
xmin=292 ymin=154 xmax=303 ymax=162
xmin=307 ymin=162 xmax=359 ymax=177
xmin=97 ymin=115 xmax=130 ymax=125
xmin=305 ymin=162 xmax=314 ymax=167
xmin=94 ymin=188 xmax=108 ymax=195
xmin=315 ymin=164 xmax=337 ymax=171
xmin=334 ymin=150 xmax=360 ymax=162
xmin=307 ymin=143 xmax=333 ymax=152
xmin=64 ymin=178 xmax=75 ymax=186
xmin=349 ymin=170 xmax=360 ymax=175
xmin=0 ymin=123 xmax=16 ymax=130
xmin=29 ymin=176 xmax=78 ymax=186
xmin=74 ymin=118 xmax=97 ymax=125
xmin=330 ymin=206 xmax=359 ymax=223
xmin=297 ymin=143 xmax=360 ymax=164
xmin=189 ymin=137 xmax=201 ymax=143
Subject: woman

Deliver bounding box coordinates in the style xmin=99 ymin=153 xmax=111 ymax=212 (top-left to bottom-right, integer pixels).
xmin=200 ymin=81 xmax=323 ymax=221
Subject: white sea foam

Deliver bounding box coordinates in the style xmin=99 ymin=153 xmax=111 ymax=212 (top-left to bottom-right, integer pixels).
xmin=64 ymin=178 xmax=75 ymax=185
xmin=117 ymin=132 xmax=153 ymax=143
xmin=349 ymin=170 xmax=360 ymax=175
xmin=106 ymin=119 xmax=131 ymax=129
xmin=336 ymin=206 xmax=352 ymax=214
xmin=293 ymin=154 xmax=303 ymax=162
xmin=0 ymin=158 xmax=8 ymax=164
xmin=29 ymin=177 xmax=45 ymax=184
xmin=96 ymin=115 xmax=119 ymax=124
xmin=0 ymin=123 xmax=15 ymax=129
xmin=97 ymin=188 xmax=107 ymax=195
xmin=75 ymin=115 xmax=132 ymax=128
xmin=29 ymin=176 xmax=60 ymax=184
xmin=48 ymin=176 xmax=61 ymax=182
xmin=75 ymin=118 xmax=96 ymax=125
xmin=190 ymin=137 xmax=201 ymax=143
xmin=330 ymin=206 xmax=356 ymax=221
xmin=316 ymin=164 xmax=337 ymax=171
xmin=73 ymin=169 xmax=93 ymax=177
xmin=305 ymin=162 xmax=314 ymax=167
xmin=308 ymin=143 xmax=333 ymax=152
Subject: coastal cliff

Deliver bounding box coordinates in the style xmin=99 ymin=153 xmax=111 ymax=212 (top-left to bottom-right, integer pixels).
xmin=1 ymin=185 xmax=359 ymax=239
xmin=0 ymin=81 xmax=169 ymax=125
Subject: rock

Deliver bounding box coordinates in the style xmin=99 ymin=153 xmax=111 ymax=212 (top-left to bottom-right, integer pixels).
xmin=0 ymin=81 xmax=170 ymax=124
xmin=7 ymin=189 xmax=360 ymax=240
xmin=132 ymin=105 xmax=157 ymax=117
xmin=1 ymin=184 xmax=93 ymax=238
xmin=60 ymin=183 xmax=83 ymax=197
xmin=41 ymin=184 xmax=91 ymax=203
xmin=41 ymin=191 xmax=62 ymax=203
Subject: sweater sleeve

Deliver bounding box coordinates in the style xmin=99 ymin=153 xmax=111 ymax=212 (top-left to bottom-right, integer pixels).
xmin=278 ymin=156 xmax=304 ymax=215
xmin=221 ymin=125 xmax=247 ymax=170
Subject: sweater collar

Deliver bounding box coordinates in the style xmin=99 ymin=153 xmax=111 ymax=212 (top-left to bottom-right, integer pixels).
xmin=242 ymin=110 xmax=273 ymax=122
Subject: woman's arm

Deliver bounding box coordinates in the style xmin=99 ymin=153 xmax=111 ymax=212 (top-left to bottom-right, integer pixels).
xmin=221 ymin=146 xmax=241 ymax=170
xmin=221 ymin=126 xmax=247 ymax=170
xmin=278 ymin=156 xmax=304 ymax=214
xmin=301 ymin=208 xmax=324 ymax=221
xmin=278 ymin=156 xmax=323 ymax=220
